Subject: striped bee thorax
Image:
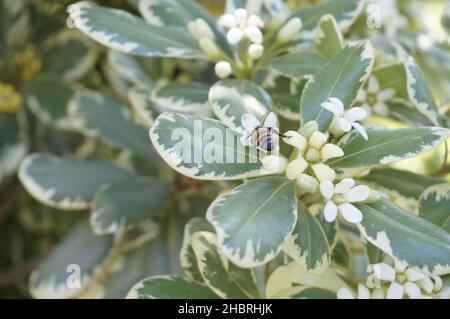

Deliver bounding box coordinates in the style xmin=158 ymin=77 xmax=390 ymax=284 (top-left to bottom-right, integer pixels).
xmin=251 ymin=127 xmax=278 ymax=152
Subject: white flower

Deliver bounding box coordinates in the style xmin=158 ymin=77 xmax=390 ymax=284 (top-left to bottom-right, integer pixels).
xmin=248 ymin=43 xmax=264 ymax=60
xmin=319 ymin=178 xmax=370 ymax=224
xmin=356 ymin=76 xmax=396 ymax=116
xmin=321 ymin=97 xmax=368 ymax=140
xmin=337 ymin=284 xmax=371 ymax=299
xmin=218 ymin=9 xmax=265 ymax=45
xmin=261 ymin=154 xmax=287 ymax=174
xmin=214 ymin=61 xmax=232 ymax=78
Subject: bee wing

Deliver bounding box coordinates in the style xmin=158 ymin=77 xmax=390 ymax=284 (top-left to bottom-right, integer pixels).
xmin=262 ymin=112 xmax=278 ymax=128
xmin=241 ymin=113 xmax=260 ymax=133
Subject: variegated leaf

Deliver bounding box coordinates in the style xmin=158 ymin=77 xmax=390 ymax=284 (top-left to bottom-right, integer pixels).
xmin=19 ymin=154 xmax=135 ymax=210
xmin=418 ymin=183 xmax=450 ymax=232
xmin=128 ymin=87 xmax=158 ymax=129
xmin=373 ymin=63 xmax=408 ymax=100
xmin=91 ymin=177 xmax=170 ymax=235
xmin=150 ymin=112 xmax=275 ymax=180
xmin=206 ymin=177 xmax=297 ymax=268
xmin=107 ymin=50 xmax=153 ymax=88
xmin=126 ymin=275 xmax=219 ymax=299
xmin=282 ymin=202 xmax=330 ymax=274
xmin=328 ymin=127 xmax=450 ymax=169
xmin=315 ymin=14 xmax=344 ymax=59
xmin=67 ymin=1 xmax=205 ymax=59
xmin=331 ymin=241 xmax=351 ymax=272
xmin=191 ymin=232 xmax=260 ymax=298
xmin=386 ymin=99 xmax=436 ymax=126
xmin=300 ymin=41 xmax=374 ymax=132
xmin=209 ymin=79 xmax=273 ymax=133
xmin=29 ymin=219 xmax=113 ymax=299
xmin=356 ymin=198 xmax=450 ymax=275
xmin=263 ymin=52 xmax=326 ymax=79
xmin=151 ymin=80 xmax=211 ymax=116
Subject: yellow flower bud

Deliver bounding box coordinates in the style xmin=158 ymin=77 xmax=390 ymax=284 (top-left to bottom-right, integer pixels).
xmin=309 ymin=131 xmax=328 ymax=149
xmin=282 ymin=130 xmax=307 ymax=152
xmin=320 ymin=143 xmax=344 ymax=161
xmin=311 ymin=164 xmax=336 ymax=182
xmin=296 ymin=174 xmax=319 ymax=193
xmin=285 ymin=156 xmax=308 ymax=180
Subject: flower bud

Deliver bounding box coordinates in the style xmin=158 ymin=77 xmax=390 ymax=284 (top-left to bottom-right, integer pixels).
xmin=248 ymin=43 xmax=264 ymax=60
xmin=245 ymin=26 xmax=263 ymax=44
xmin=215 ymin=61 xmax=232 ymax=79
xmin=296 ymin=174 xmax=319 ymax=193
xmin=372 ymin=263 xmax=396 ymax=281
xmin=247 ymin=14 xmax=265 ymax=28
xmin=417 ymin=277 xmax=434 ymax=294
xmin=309 ymin=131 xmax=328 ymax=149
xmin=282 ymin=130 xmax=307 ymax=151
xmin=286 ymin=156 xmax=308 ymax=180
xmin=298 ymin=121 xmax=318 ymax=139
xmin=320 ymin=144 xmax=344 ymax=160
xmin=366 ymin=190 xmax=381 ymax=203
xmin=218 ymin=14 xmax=236 ymax=29
xmin=311 ymin=164 xmax=335 ymax=182
xmin=188 ymin=19 xmax=215 ymax=40
xmin=371 ymin=288 xmax=386 ymax=299
xmin=277 ymin=17 xmax=302 ymax=43
xmin=234 ymin=8 xmax=248 ymax=24
xmin=227 ymin=28 xmax=244 ymax=45
xmin=305 ymin=148 xmax=320 ymax=162
xmin=261 ymin=154 xmax=288 ymax=174
xmin=199 ymin=38 xmax=220 ymax=59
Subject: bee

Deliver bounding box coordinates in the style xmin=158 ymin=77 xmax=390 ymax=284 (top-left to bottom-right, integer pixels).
xmin=241 ymin=112 xmax=285 ymax=153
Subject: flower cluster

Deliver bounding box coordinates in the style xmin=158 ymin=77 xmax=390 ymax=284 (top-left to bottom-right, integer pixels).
xmin=338 ymin=260 xmax=447 ymax=299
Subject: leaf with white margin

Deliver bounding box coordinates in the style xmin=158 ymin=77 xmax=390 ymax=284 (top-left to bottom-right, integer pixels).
xmin=180 ymin=217 xmax=215 ymax=282
xmin=42 ymin=29 xmax=98 ymax=81
xmin=272 ymin=94 xmax=300 ymax=121
xmin=151 ymin=80 xmax=211 ymax=116
xmin=355 ymin=198 xmax=450 ymax=275
xmin=282 ymin=202 xmax=330 ymax=274
xmin=263 ymin=52 xmax=326 ymax=79
xmin=126 ymin=275 xmax=219 ymax=299
xmin=404 ymin=57 xmax=443 ymax=127
xmin=365 ymin=241 xmax=384 ymax=265
xmin=418 ymin=183 xmax=450 ymax=232
xmin=272 ymin=286 xmax=336 ymax=299
xmin=265 ymin=261 xmax=348 ymax=298
xmin=315 ymin=14 xmax=344 ymax=59
xmin=23 ymin=75 xmax=75 ymax=129
xmin=373 ymin=63 xmax=408 ymax=100
xmin=0 ymin=113 xmax=27 ymax=183
xmin=300 ymin=41 xmax=374 ymax=132
xmin=191 ymin=232 xmax=260 ymax=298
xmin=206 ymin=176 xmax=297 ymax=268
xmin=19 ymin=154 xmax=135 ymax=210
xmin=107 ymin=50 xmax=153 ymax=88
xmin=327 ymin=127 xmax=450 ymax=169
xmin=150 ymin=112 xmax=275 ymax=180
xmin=331 ymin=241 xmax=351 ymax=271
xmin=138 ymin=0 xmax=231 ymax=55
xmin=91 ymin=177 xmax=170 ymax=235
xmin=29 ymin=218 xmax=113 ymax=299
xmin=288 ymin=0 xmax=364 ymax=39
xmin=386 ymin=99 xmax=436 ymax=126
xmin=129 ymin=87 xmax=158 ymax=129
xmin=68 ymin=90 xmax=155 ymax=159
xmin=67 ymin=1 xmax=205 ymax=59
xmin=209 ymin=79 xmax=273 ymax=133
xmin=362 ymin=168 xmax=444 ymax=202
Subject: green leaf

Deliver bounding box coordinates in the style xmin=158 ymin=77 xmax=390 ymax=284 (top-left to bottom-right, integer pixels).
xmin=180 ymin=217 xmax=215 ymax=282
xmin=19 ymin=154 xmax=135 ymax=210
xmin=209 ymin=79 xmax=273 ymax=133
xmin=206 ymin=177 xmax=297 ymax=268
xmin=191 ymin=232 xmax=260 ymax=298
xmin=288 ymin=0 xmax=364 ymax=38
xmin=150 ymin=112 xmax=274 ymax=180
xmin=265 ymin=262 xmax=348 ymax=298
xmin=91 ymin=177 xmax=170 ymax=235
xmin=23 ymin=75 xmax=74 ymax=129
xmin=107 ymin=50 xmax=153 ymax=88
xmin=327 ymin=127 xmax=450 ymax=169
xmin=315 ymin=14 xmax=344 ymax=59
xmin=362 ymin=168 xmax=444 ymax=202
xmin=331 ymin=241 xmax=351 ymax=271
xmin=126 ymin=275 xmax=218 ymax=299
xmin=372 ymin=63 xmax=408 ymax=100
xmin=138 ymin=0 xmax=231 ymax=55
xmin=29 ymin=219 xmax=113 ymax=299
xmin=151 ymin=81 xmax=211 ymax=116
xmin=42 ymin=29 xmax=98 ymax=81
xmin=288 ymin=286 xmax=336 ymax=299
xmin=443 ymin=2 xmax=450 ymax=34
xmin=67 ymin=1 xmax=204 ymax=59
xmin=0 ymin=113 xmax=27 ymax=183
xmin=404 ymin=57 xmax=443 ymax=127
xmin=355 ymin=198 xmax=450 ymax=275
xmin=364 ymin=241 xmax=384 ymax=265
xmin=300 ymin=42 xmax=374 ymax=132
xmin=272 ymin=94 xmax=300 ymax=121
xmin=418 ymin=183 xmax=450 ymax=232
xmin=282 ymin=202 xmax=330 ymax=274
xmin=386 ymin=99 xmax=436 ymax=126
xmin=69 ymin=90 xmax=155 ymax=159
xmin=263 ymin=52 xmax=326 ymax=79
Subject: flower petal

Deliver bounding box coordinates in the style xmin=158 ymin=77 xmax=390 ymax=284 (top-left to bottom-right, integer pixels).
xmin=405 ymin=268 xmax=428 ymax=282
xmin=338 ymin=203 xmax=363 ymax=224
xmin=245 ymin=26 xmax=263 ymax=44
xmin=373 ymin=102 xmax=389 ymax=116
xmin=344 ymin=185 xmax=370 ymax=202
xmin=241 ymin=113 xmax=260 ymax=132
xmin=386 ymin=282 xmax=404 ymax=299
xmin=328 ymin=97 xmax=344 ymax=114
xmin=218 ymin=14 xmax=237 ymax=29
xmin=416 ymin=277 xmax=434 ymax=294
xmin=367 ymin=76 xmax=380 ymax=93
xmin=404 ymin=282 xmax=422 ymax=299
xmin=227 ymin=28 xmax=244 ymax=45
xmin=324 ymin=200 xmax=338 ymax=222
xmin=319 ymin=180 xmax=334 ymax=199
xmin=357 ymin=284 xmax=371 ymax=299
xmin=345 ymin=107 xmax=367 ymax=122
xmin=356 ymin=89 xmax=367 ymax=102
xmin=372 ymin=263 xmax=396 ymax=281
xmin=335 ymin=178 xmax=356 ymax=194
xmin=338 ymin=117 xmax=352 ymax=132
xmin=320 ymin=102 xmax=342 ymax=116
xmin=337 ymin=287 xmax=354 ymax=299
xmin=377 ymin=88 xmax=396 ymax=101
xmin=351 ymin=122 xmax=368 ymax=140
xmin=247 ymin=15 xmax=265 ymax=28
